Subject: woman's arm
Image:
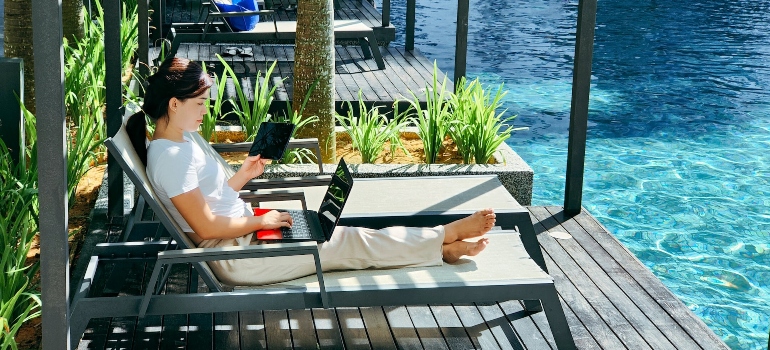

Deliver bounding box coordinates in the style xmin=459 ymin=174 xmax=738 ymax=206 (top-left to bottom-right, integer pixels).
xmin=227 ymin=155 xmax=270 ymax=191
xmin=171 ymin=187 xmax=292 ymax=241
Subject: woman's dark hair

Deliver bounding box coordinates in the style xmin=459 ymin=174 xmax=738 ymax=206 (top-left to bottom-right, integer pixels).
xmin=125 ymin=57 xmax=213 ymax=165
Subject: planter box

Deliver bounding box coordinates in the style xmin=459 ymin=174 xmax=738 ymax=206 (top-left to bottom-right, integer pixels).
xmin=214 ymin=126 xmax=534 ymax=205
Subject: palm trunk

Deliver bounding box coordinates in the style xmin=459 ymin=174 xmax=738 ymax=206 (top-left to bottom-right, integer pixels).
xmin=62 ymin=0 xmax=85 ymax=42
xmin=3 ymin=0 xmax=35 ymax=113
xmin=293 ymin=0 xmax=335 ymax=163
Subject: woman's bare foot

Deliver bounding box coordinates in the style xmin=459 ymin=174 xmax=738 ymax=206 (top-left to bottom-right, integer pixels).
xmin=442 ymin=238 xmax=490 ymax=263
xmin=443 ymin=209 xmax=496 ymax=243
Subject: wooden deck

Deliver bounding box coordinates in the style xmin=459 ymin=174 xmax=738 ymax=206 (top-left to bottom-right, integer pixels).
xmin=75 ymin=206 xmax=727 ymax=349
xmin=160 ymin=43 xmax=444 ymax=114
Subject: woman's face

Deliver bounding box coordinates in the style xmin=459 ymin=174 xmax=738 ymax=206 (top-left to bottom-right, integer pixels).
xmin=170 ymin=89 xmax=210 ymax=132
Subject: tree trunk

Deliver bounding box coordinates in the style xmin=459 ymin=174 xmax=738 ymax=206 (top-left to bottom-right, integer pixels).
xmin=293 ymin=0 xmax=335 ymax=163
xmin=62 ymin=0 xmax=85 ymax=42
xmin=3 ymin=0 xmax=35 ymax=114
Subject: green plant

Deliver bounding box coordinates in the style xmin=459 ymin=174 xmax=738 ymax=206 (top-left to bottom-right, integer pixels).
xmin=274 ymin=80 xmax=320 ymax=164
xmin=449 ymin=77 xmax=526 ymax=164
xmin=218 ymin=56 xmax=279 ymax=141
xmin=0 ymin=108 xmax=40 ymax=350
xmin=336 ymin=92 xmax=410 ymax=163
xmin=405 ymin=62 xmax=454 ymax=163
xmin=199 ymin=64 xmax=235 ymax=142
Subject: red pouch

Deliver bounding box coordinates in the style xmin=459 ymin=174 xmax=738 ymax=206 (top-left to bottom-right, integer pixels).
xmin=253 ymin=208 xmax=283 ymax=240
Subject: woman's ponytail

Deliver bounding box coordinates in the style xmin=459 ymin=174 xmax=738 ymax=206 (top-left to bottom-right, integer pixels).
xmin=125 ymin=111 xmax=149 ymax=166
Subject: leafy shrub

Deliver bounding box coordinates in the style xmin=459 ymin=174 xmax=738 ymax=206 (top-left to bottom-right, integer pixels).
xmin=274 ymin=80 xmax=320 ymax=164
xmin=200 ymin=64 xmax=235 ymax=142
xmin=218 ymin=56 xmax=279 ymax=141
xmin=449 ymin=77 xmax=526 ymax=164
xmin=405 ymin=62 xmax=454 ymax=163
xmin=336 ymin=92 xmax=409 ymax=163
xmin=0 ymin=107 xmax=40 ymax=350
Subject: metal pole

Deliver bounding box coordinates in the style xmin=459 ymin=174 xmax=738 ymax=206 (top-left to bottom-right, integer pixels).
xmin=106 ymin=0 xmax=124 ymax=217
xmin=0 ymin=58 xmax=24 ymax=166
xmin=453 ymin=0 xmax=469 ymax=92
xmin=563 ymin=0 xmax=597 ymax=216
xmin=405 ymin=0 xmax=415 ymax=51
xmin=32 ymin=0 xmax=70 ymax=347
xmin=381 ymin=0 xmax=390 ymax=27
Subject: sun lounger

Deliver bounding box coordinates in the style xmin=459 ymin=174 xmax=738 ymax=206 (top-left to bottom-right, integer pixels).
xmin=71 ymin=121 xmax=576 ymax=349
xmin=169 ymin=3 xmax=385 ymax=69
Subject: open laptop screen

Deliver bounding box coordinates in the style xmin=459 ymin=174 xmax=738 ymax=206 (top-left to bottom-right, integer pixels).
xmin=318 ymin=159 xmax=354 ymax=239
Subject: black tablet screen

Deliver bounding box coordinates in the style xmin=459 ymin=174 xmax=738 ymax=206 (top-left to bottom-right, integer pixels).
xmin=248 ymin=122 xmax=296 ymax=159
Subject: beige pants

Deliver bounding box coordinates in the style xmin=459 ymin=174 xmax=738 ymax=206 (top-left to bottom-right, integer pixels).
xmin=199 ymin=225 xmax=445 ymax=286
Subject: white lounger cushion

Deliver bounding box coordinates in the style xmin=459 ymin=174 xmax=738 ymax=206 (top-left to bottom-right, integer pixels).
xmin=237 ymin=231 xmax=551 ymax=292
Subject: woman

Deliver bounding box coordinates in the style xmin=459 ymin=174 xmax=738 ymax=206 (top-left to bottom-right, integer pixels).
xmin=126 ymin=57 xmax=495 ymax=286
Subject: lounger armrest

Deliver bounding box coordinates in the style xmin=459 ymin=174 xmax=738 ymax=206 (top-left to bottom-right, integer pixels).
xmin=141 ymin=241 xmax=329 ymax=314
xmin=242 ymin=175 xmax=332 ymax=191
xmin=210 ymin=138 xmax=320 ymax=154
xmin=239 ymin=189 xmax=308 ymax=210
xmin=211 ymin=138 xmax=323 ymax=172
xmin=158 ymin=241 xmax=318 ymax=263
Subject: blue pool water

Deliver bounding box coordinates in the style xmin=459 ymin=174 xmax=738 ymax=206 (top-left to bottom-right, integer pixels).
xmin=384 ymin=0 xmax=770 ymax=348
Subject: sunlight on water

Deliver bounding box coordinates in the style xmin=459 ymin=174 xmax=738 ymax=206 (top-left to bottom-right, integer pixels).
xmin=385 ymin=0 xmax=770 ymax=347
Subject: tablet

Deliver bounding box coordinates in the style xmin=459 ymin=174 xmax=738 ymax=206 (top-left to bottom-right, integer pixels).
xmin=248 ymin=122 xmax=296 ymax=159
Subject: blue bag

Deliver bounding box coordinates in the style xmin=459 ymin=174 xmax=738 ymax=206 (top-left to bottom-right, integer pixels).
xmin=213 ymin=0 xmax=260 ymax=32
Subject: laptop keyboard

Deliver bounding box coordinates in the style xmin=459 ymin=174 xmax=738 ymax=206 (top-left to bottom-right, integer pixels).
xmin=280 ymin=210 xmax=312 ymax=239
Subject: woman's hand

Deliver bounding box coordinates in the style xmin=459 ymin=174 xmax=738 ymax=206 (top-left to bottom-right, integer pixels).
xmin=259 ymin=210 xmax=294 ymax=230
xmin=241 ymin=155 xmax=271 ymax=178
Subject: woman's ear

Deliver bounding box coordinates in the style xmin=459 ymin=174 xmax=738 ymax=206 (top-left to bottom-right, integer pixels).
xmin=168 ymin=97 xmax=178 ymax=113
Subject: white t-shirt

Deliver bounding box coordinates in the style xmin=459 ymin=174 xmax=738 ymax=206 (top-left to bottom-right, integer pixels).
xmin=146 ymin=136 xmax=251 ymax=232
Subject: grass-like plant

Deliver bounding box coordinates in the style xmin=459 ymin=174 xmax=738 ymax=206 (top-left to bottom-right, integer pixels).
xmin=405 ymin=62 xmax=454 ymax=163
xmin=449 ymin=77 xmax=526 ymax=164
xmin=336 ymin=92 xmax=410 ymax=163
xmin=217 ymin=56 xmax=279 ymax=141
xmin=199 ymin=64 xmax=235 ymax=142
xmin=274 ymin=79 xmax=320 ymax=164
xmin=0 ymin=109 xmax=40 ymax=350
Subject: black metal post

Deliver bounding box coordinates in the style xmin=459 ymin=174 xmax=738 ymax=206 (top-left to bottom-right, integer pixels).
xmin=563 ymin=0 xmax=597 ymax=216
xmin=0 ymin=58 xmax=24 ymax=166
xmin=453 ymin=0 xmax=469 ymax=92
xmin=32 ymin=0 xmax=70 ymax=347
xmin=150 ymin=0 xmax=161 ymax=43
xmin=139 ymin=0 xmax=150 ymax=82
xmin=106 ymin=0 xmax=124 ymax=218
xmin=405 ymin=0 xmax=415 ymax=51
xmin=381 ymin=0 xmax=390 ymax=27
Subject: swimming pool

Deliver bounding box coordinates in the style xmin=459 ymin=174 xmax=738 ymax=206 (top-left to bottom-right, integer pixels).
xmin=385 ymin=0 xmax=770 ymax=348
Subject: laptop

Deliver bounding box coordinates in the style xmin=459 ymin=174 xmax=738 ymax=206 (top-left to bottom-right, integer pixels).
xmin=255 ymin=158 xmax=354 ymax=242
xmin=248 ymin=122 xmax=296 ymax=159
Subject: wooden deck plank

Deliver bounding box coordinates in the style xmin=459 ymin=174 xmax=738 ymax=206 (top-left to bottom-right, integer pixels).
xmin=213 ymin=312 xmax=240 ymax=349
xmin=311 ymin=308 xmax=346 ymax=349
xmin=446 ymin=304 xmax=500 ymax=349
xmin=287 ymin=309 xmax=319 ymax=349
xmin=263 ymin=310 xmax=293 ymax=348
xmin=159 ymin=265 xmax=192 ymax=349
xmin=239 ymin=311 xmax=267 ymax=349
xmin=382 ymin=306 xmax=423 ymax=350
xmin=530 ymin=208 xmax=677 ymax=350
xmin=473 ymin=302 xmax=521 ymax=350
xmin=343 ymin=46 xmax=392 ymax=101
xmin=406 ymin=305 xmax=448 ymax=349
xmin=568 ymin=209 xmax=724 ymax=350
xmin=543 ymin=207 xmax=705 ymax=350
xmin=430 ymin=305 xmax=476 ymax=350
xmin=359 ymin=307 xmax=398 ymax=349
xmin=497 ymin=300 xmax=554 ymax=350
xmin=335 ymin=307 xmax=371 ymax=349
xmin=187 ymin=313 xmax=214 ymax=350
